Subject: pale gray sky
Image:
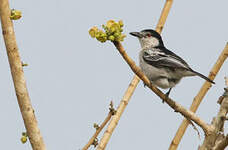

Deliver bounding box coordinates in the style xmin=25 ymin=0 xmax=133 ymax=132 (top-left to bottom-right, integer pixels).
xmin=0 ymin=0 xmax=228 ymax=150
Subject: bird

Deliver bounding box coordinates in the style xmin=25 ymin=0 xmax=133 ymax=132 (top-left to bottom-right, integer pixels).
xmin=130 ymin=29 xmax=215 ymax=97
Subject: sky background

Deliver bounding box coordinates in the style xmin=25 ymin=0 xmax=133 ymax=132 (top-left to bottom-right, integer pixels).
xmin=0 ymin=0 xmax=228 ymax=150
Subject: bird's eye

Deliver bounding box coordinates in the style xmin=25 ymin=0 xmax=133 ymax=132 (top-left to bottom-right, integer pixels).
xmin=146 ymin=34 xmax=151 ymax=37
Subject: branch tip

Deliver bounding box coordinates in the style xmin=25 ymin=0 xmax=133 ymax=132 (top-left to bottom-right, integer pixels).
xmin=93 ymin=123 xmax=100 ymax=130
xmin=21 ymin=61 xmax=28 ymax=67
xmin=109 ymin=101 xmax=116 ymax=115
xmin=92 ymin=138 xmax=99 ymax=147
xmin=225 ymin=77 xmax=228 ymax=86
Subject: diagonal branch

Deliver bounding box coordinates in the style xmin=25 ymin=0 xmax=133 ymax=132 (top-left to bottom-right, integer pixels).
xmin=112 ymin=41 xmax=212 ymax=135
xmin=82 ymin=102 xmax=115 ymax=150
xmin=82 ymin=112 xmax=112 ymax=150
xmin=96 ymin=0 xmax=173 ymax=149
xmin=169 ymin=43 xmax=228 ymax=150
xmin=0 ymin=0 xmax=46 ymax=150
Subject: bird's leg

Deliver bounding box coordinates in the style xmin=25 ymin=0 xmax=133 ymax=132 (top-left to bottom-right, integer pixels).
xmin=165 ymin=88 xmax=172 ymax=97
xmin=143 ymin=82 xmax=146 ymax=87
xmin=163 ymin=88 xmax=172 ymax=103
xmin=143 ymin=81 xmax=152 ymax=88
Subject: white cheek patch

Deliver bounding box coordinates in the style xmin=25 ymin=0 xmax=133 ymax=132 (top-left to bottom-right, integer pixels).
xmin=150 ymin=37 xmax=159 ymax=47
xmin=139 ymin=37 xmax=160 ymax=48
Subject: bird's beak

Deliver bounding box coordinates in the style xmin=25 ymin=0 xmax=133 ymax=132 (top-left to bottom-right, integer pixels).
xmin=129 ymin=32 xmax=143 ymax=38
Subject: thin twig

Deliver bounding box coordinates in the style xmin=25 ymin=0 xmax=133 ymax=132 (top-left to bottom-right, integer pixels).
xmin=82 ymin=102 xmax=115 ymax=150
xmin=82 ymin=114 xmax=112 ymax=150
xmin=96 ymin=1 xmax=173 ymax=149
xmin=186 ymin=118 xmax=201 ymax=140
xmin=0 ymin=0 xmax=46 ymax=150
xmin=169 ymin=43 xmax=228 ymax=150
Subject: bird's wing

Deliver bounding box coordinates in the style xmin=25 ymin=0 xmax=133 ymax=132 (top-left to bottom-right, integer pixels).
xmin=143 ymin=47 xmax=190 ymax=70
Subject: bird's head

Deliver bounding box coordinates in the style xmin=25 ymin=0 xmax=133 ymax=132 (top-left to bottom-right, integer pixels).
xmin=130 ymin=29 xmax=164 ymax=48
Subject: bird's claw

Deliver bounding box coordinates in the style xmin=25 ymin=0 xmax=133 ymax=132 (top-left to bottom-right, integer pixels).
xmin=163 ymin=88 xmax=172 ymax=103
xmin=143 ymin=82 xmax=146 ymax=87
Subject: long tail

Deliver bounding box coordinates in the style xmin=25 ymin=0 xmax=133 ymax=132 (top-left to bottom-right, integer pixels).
xmin=191 ymin=69 xmax=215 ymax=84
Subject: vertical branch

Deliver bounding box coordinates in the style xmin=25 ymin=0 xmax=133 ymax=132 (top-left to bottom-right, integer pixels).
xmin=96 ymin=0 xmax=173 ymax=149
xmin=169 ymin=43 xmax=228 ymax=150
xmin=155 ymin=0 xmax=173 ymax=33
xmin=199 ymin=78 xmax=228 ymax=150
xmin=0 ymin=0 xmax=46 ymax=150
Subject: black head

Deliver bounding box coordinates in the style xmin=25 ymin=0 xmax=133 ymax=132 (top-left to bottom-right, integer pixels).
xmin=130 ymin=29 xmax=164 ymax=47
xmin=141 ymin=29 xmax=162 ymax=40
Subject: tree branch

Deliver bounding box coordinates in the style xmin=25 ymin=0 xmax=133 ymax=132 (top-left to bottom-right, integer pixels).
xmin=213 ymin=134 xmax=228 ymax=150
xmin=199 ymin=80 xmax=228 ymax=150
xmin=82 ymin=102 xmax=115 ymax=150
xmin=112 ymin=41 xmax=212 ymax=135
xmin=169 ymin=43 xmax=228 ymax=150
xmin=0 ymin=1 xmax=46 ymax=149
xmin=155 ymin=0 xmax=173 ymax=33
xmin=96 ymin=1 xmax=173 ymax=149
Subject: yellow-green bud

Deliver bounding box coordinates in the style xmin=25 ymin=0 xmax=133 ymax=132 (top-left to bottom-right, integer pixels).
xmin=21 ymin=136 xmax=27 ymax=144
xmin=96 ymin=35 xmax=107 ymax=43
xmin=114 ymin=32 xmax=121 ymax=38
xmin=100 ymin=37 xmax=107 ymax=43
xmin=118 ymin=20 xmax=124 ymax=27
xmin=100 ymin=33 xmax=107 ymax=37
xmin=117 ymin=34 xmax=126 ymax=42
xmin=10 ymin=9 xmax=22 ymax=20
xmin=22 ymin=132 xmax=27 ymax=136
xmin=108 ymin=35 xmax=115 ymax=41
xmin=89 ymin=27 xmax=98 ymax=38
xmin=106 ymin=20 xmax=115 ymax=28
xmin=90 ymin=19 xmax=125 ymax=43
xmin=95 ymin=32 xmax=100 ymax=38
xmin=110 ymin=26 xmax=115 ymax=33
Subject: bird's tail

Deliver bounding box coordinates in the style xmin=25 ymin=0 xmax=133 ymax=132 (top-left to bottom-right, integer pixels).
xmin=191 ymin=69 xmax=215 ymax=84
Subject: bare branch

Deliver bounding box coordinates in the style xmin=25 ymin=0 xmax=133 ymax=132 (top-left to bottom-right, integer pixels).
xmin=225 ymin=77 xmax=228 ymax=86
xmin=96 ymin=1 xmax=173 ymax=149
xmin=82 ymin=102 xmax=115 ymax=150
xmin=169 ymin=43 xmax=228 ymax=150
xmin=199 ymin=80 xmax=228 ymax=150
xmin=0 ymin=0 xmax=46 ymax=149
xmin=213 ymin=134 xmax=228 ymax=150
xmin=112 ymin=41 xmax=212 ymax=135
xmin=155 ymin=0 xmax=173 ymax=33
xmin=186 ymin=118 xmax=201 ymax=140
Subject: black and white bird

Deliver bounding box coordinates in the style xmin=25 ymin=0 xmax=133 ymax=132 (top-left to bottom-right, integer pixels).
xmin=130 ymin=29 xmax=214 ymax=97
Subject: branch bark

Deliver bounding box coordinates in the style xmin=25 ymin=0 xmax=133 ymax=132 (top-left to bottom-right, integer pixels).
xmin=213 ymin=134 xmax=228 ymax=150
xmin=0 ymin=1 xmax=46 ymax=150
xmin=82 ymin=102 xmax=115 ymax=150
xmin=199 ymin=80 xmax=228 ymax=150
xmin=169 ymin=43 xmax=228 ymax=150
xmin=96 ymin=0 xmax=173 ymax=149
xmin=82 ymin=112 xmax=112 ymax=150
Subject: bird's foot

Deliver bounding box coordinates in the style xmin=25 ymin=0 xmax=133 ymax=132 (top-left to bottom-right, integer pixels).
xmin=143 ymin=82 xmax=147 ymax=88
xmin=163 ymin=88 xmax=172 ymax=103
xmin=143 ymin=82 xmax=152 ymax=88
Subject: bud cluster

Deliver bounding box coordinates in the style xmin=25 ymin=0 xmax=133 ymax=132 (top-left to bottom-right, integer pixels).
xmin=89 ymin=20 xmax=126 ymax=43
